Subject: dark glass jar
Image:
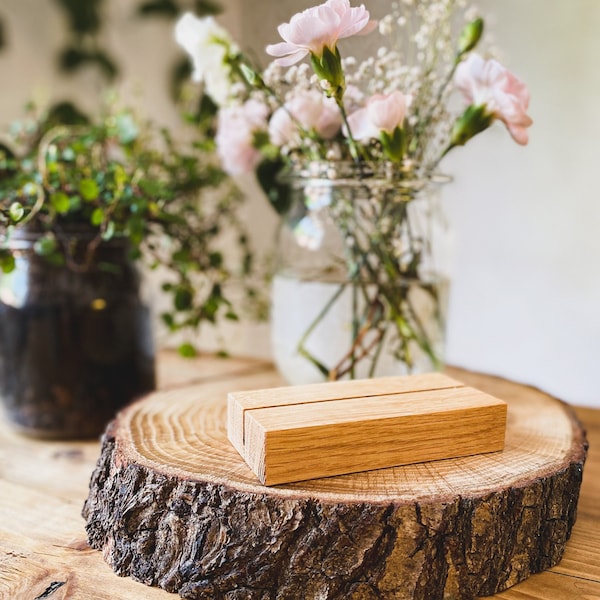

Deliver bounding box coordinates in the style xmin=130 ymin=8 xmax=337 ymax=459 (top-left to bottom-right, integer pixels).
xmin=0 ymin=229 xmax=156 ymax=439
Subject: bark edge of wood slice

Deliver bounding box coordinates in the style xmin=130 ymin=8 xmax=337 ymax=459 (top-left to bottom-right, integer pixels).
xmin=82 ymin=370 xmax=588 ymax=600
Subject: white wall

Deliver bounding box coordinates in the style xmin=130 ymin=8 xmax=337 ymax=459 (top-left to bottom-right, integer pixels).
xmin=1 ymin=0 xmax=598 ymax=407
xmin=235 ymin=0 xmax=600 ymax=408
xmin=442 ymin=0 xmax=600 ymax=408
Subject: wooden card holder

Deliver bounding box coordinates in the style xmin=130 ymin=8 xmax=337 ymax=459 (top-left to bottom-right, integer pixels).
xmin=227 ymin=373 xmax=507 ymax=485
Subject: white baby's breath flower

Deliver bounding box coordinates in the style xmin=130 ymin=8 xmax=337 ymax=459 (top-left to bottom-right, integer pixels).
xmin=230 ymin=82 xmax=247 ymax=97
xmin=379 ymin=15 xmax=394 ymax=36
xmin=325 ymin=145 xmax=342 ymax=161
xmin=284 ymin=65 xmax=298 ymax=84
xmin=298 ymin=63 xmax=310 ymax=77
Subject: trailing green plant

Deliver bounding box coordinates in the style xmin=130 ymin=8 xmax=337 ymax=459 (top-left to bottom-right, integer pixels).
xmin=0 ymin=99 xmax=254 ymax=357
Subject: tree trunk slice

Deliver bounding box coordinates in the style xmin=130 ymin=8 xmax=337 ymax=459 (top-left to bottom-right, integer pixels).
xmin=82 ymin=369 xmax=588 ymax=600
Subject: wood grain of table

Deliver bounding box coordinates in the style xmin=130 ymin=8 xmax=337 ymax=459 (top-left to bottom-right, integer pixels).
xmin=0 ymin=352 xmax=597 ymax=600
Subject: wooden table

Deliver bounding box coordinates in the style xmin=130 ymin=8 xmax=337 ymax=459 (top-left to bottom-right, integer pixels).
xmin=1 ymin=352 xmax=598 ymax=599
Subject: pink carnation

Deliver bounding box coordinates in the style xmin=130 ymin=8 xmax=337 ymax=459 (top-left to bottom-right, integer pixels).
xmin=454 ymin=53 xmax=532 ymax=145
xmin=347 ymin=91 xmax=409 ymax=141
xmin=216 ymin=100 xmax=269 ymax=176
xmin=269 ymin=90 xmax=342 ymax=147
xmin=266 ymin=0 xmax=377 ymax=67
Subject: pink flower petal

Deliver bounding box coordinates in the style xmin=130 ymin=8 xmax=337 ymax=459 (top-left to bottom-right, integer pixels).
xmin=367 ymin=91 xmax=407 ymax=132
xmin=268 ymin=91 xmax=342 ymax=146
xmin=266 ymin=41 xmax=302 ymax=58
xmin=337 ymin=5 xmax=375 ymax=39
xmin=216 ymin=100 xmax=268 ymax=175
xmin=271 ymin=48 xmax=310 ymax=67
xmin=354 ymin=19 xmax=378 ymax=36
xmin=506 ymin=124 xmax=530 ymax=145
xmin=455 ymin=53 xmax=532 ymax=145
xmin=346 ymin=106 xmax=379 ymax=141
xmin=266 ymin=0 xmax=375 ymax=63
xmin=284 ymin=12 xmax=340 ymax=53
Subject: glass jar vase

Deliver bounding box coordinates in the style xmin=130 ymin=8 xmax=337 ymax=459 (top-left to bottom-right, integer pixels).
xmin=0 ymin=228 xmax=156 ymax=438
xmin=271 ymin=161 xmax=451 ymax=385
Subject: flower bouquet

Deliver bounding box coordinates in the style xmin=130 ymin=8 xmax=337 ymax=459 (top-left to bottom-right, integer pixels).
xmin=175 ymin=0 xmax=532 ymax=382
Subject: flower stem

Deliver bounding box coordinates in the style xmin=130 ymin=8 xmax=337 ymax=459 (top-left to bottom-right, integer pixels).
xmin=296 ymin=282 xmax=347 ymax=377
xmin=336 ymin=99 xmax=363 ymax=171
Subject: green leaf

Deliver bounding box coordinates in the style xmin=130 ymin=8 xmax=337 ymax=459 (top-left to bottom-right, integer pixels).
xmin=116 ymin=113 xmax=138 ymax=144
xmin=9 ymin=202 xmax=24 ymax=222
xmin=256 ymin=157 xmax=291 ymax=215
xmin=380 ymin=127 xmax=405 ymax=163
xmin=139 ymin=179 xmax=165 ymax=197
xmin=161 ymin=312 xmax=175 ymax=328
xmin=58 ymin=46 xmax=88 ymax=72
xmin=45 ymin=253 xmax=66 ymax=267
xmin=130 ymin=198 xmax=148 ymax=214
xmin=129 ymin=246 xmax=142 ymax=260
xmin=50 ymin=192 xmax=70 ymax=214
xmin=44 ymin=101 xmax=90 ymax=130
xmin=208 ymin=252 xmax=223 ymax=268
xmin=174 ymin=287 xmax=193 ymax=311
xmin=112 ymin=164 xmax=127 ymax=191
xmin=57 ymin=46 xmax=118 ymax=80
xmin=92 ymin=51 xmax=120 ymax=80
xmin=69 ymin=195 xmax=82 ymax=211
xmin=136 ymin=0 xmax=178 ymax=18
xmin=202 ymin=296 xmax=220 ymax=322
xmin=194 ymin=0 xmax=222 ymax=16
xmin=33 ymin=234 xmax=57 ymax=256
xmin=54 ymin=0 xmax=102 ymax=34
xmin=91 ymin=207 xmax=104 ymax=226
xmin=79 ymin=178 xmax=99 ymax=201
xmin=196 ymin=93 xmax=219 ymax=126
xmin=126 ymin=216 xmax=145 ymax=245
xmin=172 ymin=245 xmax=192 ymax=262
xmin=253 ymin=130 xmax=271 ymax=150
xmin=178 ymin=342 xmax=197 ymax=358
xmin=0 ymin=252 xmax=15 ymax=274
xmin=97 ymin=261 xmax=121 ymax=274
xmin=170 ymin=58 xmax=193 ymax=101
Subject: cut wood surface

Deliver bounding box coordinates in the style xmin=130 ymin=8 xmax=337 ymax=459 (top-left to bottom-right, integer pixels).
xmin=0 ymin=352 xmax=597 ymax=600
xmin=82 ymin=362 xmax=586 ymax=599
xmin=229 ymin=373 xmax=507 ymax=485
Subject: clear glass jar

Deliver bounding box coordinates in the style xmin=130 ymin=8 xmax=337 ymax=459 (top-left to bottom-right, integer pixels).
xmin=0 ymin=228 xmax=156 ymax=438
xmin=271 ymin=161 xmax=451 ymax=385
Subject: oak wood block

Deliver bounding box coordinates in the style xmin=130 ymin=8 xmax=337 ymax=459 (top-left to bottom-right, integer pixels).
xmin=228 ymin=374 xmax=507 ymax=484
xmin=82 ymin=369 xmax=588 ymax=600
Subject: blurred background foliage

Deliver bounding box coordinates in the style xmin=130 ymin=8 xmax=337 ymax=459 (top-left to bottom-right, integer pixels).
xmin=0 ymin=1 xmax=220 ymax=101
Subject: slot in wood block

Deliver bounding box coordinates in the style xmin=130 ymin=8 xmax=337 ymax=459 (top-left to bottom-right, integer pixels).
xmin=227 ymin=373 xmax=507 ymax=485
